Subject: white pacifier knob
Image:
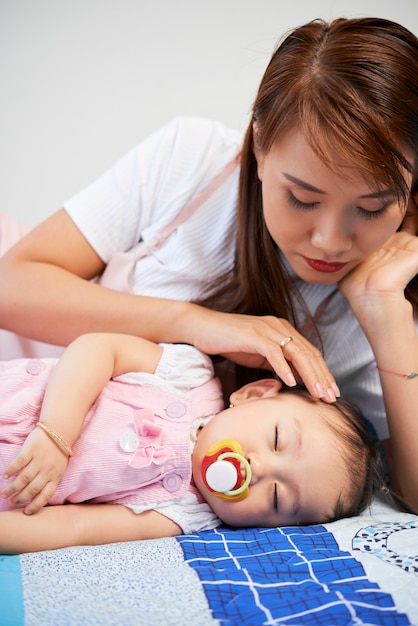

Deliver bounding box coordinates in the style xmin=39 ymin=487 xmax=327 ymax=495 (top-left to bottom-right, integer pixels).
xmin=204 ymin=452 xmax=252 ymax=496
xmin=206 ymin=459 xmax=238 ymax=493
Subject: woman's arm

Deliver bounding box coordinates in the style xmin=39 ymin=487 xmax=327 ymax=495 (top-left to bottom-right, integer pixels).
xmin=0 ymin=210 xmax=339 ymax=401
xmin=0 ymin=504 xmax=181 ymax=554
xmin=340 ymin=231 xmax=418 ymax=512
xmin=1 ymin=333 xmax=163 ymax=513
xmin=0 ymin=209 xmax=186 ymax=346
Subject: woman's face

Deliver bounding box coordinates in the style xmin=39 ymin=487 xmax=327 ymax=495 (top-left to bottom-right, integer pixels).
xmin=255 ymin=129 xmax=411 ymax=284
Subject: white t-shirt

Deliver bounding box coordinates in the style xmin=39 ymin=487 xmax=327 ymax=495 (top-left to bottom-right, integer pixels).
xmin=116 ymin=342 xmax=221 ymax=534
xmin=64 ymin=116 xmax=417 ymax=441
xmin=65 ymin=116 xmax=241 ymax=301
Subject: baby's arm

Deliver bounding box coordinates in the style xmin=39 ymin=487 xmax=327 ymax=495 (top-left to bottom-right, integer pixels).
xmin=1 ymin=333 xmax=163 ymax=513
xmin=0 ymin=503 xmax=181 ymax=554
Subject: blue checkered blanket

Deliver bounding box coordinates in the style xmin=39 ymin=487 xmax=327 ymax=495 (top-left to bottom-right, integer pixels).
xmin=2 ymin=499 xmax=418 ymax=625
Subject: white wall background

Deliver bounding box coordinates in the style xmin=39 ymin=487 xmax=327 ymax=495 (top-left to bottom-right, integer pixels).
xmin=1 ymin=0 xmax=417 ymax=227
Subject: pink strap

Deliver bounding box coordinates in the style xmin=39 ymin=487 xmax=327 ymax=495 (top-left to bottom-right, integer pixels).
xmin=98 ymin=157 xmax=238 ymax=291
xmin=136 ymin=157 xmax=238 ymax=259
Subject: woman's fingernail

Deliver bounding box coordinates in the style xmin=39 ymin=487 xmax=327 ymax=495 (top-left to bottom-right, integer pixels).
xmin=286 ymin=372 xmax=297 ymax=386
xmin=326 ymin=387 xmax=337 ymax=402
xmin=316 ymin=382 xmax=325 ymax=397
xmin=332 ymin=382 xmax=341 ymax=397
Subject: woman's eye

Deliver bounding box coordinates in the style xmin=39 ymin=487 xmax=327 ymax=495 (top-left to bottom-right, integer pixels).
xmin=273 ymin=484 xmax=278 ymax=512
xmin=274 ymin=426 xmax=278 ymax=451
xmin=287 ymin=191 xmax=318 ymax=211
xmin=357 ymin=205 xmax=388 ymax=220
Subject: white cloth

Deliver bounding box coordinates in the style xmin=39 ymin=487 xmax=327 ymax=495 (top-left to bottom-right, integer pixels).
xmin=64 ymin=116 xmax=417 ymax=441
xmin=116 ymin=342 xmax=221 ymax=534
xmin=65 ymin=116 xmax=241 ymax=301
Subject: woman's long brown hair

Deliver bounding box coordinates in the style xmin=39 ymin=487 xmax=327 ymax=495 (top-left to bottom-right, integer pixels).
xmin=199 ymin=18 xmax=418 ymax=329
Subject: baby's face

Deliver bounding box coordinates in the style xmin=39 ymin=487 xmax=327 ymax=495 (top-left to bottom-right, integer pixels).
xmin=192 ymin=393 xmax=351 ymax=527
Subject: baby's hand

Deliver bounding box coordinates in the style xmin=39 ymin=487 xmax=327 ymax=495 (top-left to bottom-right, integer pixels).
xmin=0 ymin=427 xmax=69 ymax=514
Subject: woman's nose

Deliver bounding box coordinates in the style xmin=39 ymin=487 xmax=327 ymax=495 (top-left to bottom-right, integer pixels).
xmin=311 ymin=214 xmax=353 ymax=254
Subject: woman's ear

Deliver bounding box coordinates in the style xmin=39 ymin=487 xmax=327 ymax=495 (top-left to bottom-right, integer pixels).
xmin=229 ymin=378 xmax=282 ymax=407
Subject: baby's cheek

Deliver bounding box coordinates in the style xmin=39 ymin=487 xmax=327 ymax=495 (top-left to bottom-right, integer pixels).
xmin=209 ymin=497 xmax=249 ymax=527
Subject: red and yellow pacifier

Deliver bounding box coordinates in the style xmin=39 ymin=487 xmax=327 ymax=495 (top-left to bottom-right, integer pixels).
xmin=201 ymin=438 xmax=252 ymax=502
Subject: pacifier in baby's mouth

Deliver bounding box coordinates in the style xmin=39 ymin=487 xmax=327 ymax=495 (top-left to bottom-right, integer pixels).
xmin=201 ymin=438 xmax=252 ymax=501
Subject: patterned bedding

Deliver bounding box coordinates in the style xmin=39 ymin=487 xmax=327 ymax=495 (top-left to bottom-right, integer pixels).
xmin=2 ymin=498 xmax=418 ymax=625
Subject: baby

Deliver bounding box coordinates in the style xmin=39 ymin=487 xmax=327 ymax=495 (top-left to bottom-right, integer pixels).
xmin=0 ymin=333 xmax=381 ymax=554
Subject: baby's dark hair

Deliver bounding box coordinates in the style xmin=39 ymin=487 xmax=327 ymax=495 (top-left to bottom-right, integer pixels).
xmin=277 ymin=388 xmax=412 ymax=523
xmin=319 ymin=395 xmax=413 ymax=522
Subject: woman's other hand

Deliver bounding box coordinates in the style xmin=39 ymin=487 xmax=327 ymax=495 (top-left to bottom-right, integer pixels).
xmin=339 ymin=231 xmax=418 ymax=326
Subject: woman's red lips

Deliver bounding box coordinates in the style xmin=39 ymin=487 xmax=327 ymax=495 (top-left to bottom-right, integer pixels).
xmin=303 ymin=257 xmax=348 ymax=273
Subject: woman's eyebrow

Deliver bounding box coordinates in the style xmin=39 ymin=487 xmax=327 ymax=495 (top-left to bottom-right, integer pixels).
xmin=282 ymin=172 xmax=325 ymax=194
xmin=359 ymin=189 xmax=395 ymax=199
xmin=282 ymin=172 xmax=395 ymax=200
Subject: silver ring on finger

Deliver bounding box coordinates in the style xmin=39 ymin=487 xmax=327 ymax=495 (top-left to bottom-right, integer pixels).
xmin=280 ymin=336 xmax=293 ymax=348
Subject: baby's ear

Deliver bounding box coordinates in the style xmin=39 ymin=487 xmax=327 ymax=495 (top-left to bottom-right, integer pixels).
xmin=229 ymin=378 xmax=282 ymax=406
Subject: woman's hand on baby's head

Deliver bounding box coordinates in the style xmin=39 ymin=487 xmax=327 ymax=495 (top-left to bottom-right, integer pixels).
xmin=217 ymin=314 xmax=340 ymax=404
xmin=1 ymin=428 xmax=69 ymax=514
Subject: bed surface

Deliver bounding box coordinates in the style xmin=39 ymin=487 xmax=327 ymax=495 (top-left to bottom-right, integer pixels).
xmin=2 ymin=498 xmax=418 ymax=625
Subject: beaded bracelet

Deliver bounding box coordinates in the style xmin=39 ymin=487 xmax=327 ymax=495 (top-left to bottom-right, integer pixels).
xmin=37 ymin=422 xmax=73 ymax=457
xmin=376 ymin=365 xmax=418 ymax=379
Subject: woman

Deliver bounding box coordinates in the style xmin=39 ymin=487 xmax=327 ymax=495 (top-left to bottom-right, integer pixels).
xmin=0 ymin=18 xmax=416 ymax=510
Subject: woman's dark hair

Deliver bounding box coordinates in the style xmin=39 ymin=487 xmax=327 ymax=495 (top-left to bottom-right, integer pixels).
xmin=198 ymin=17 xmax=418 ymax=333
